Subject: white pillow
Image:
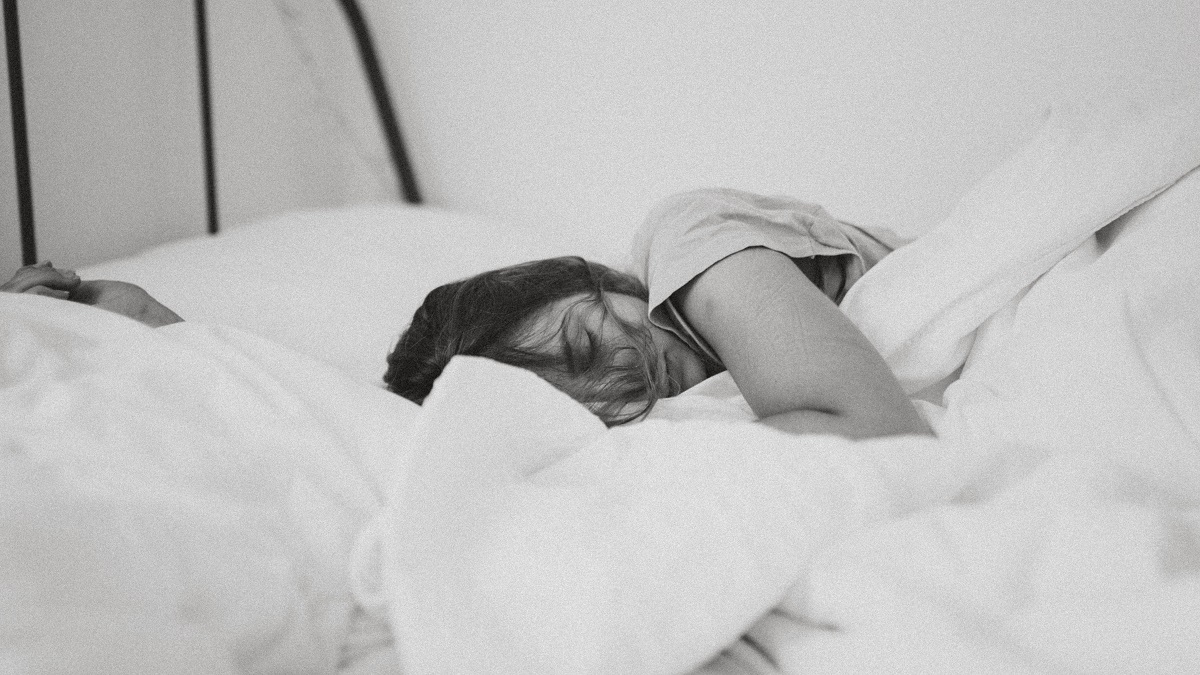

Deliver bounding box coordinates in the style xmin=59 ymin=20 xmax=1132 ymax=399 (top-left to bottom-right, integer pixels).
xmin=81 ymin=204 xmax=625 ymax=385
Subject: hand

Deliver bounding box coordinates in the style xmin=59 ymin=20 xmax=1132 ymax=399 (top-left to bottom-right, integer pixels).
xmin=68 ymin=280 xmax=184 ymax=328
xmin=0 ymin=261 xmax=81 ymax=298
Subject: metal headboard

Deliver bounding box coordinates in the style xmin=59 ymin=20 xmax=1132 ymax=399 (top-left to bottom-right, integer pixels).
xmin=3 ymin=0 xmax=421 ymax=266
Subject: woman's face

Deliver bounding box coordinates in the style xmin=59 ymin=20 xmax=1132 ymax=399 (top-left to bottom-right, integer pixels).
xmin=529 ymin=292 xmax=710 ymax=398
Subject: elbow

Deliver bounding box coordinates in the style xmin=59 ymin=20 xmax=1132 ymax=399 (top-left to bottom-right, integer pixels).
xmin=756 ymin=402 xmax=932 ymax=440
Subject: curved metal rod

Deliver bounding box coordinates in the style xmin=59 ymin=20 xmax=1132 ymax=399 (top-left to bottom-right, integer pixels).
xmin=6 ymin=0 xmax=423 ymax=256
xmin=337 ymin=0 xmax=422 ymax=204
xmin=4 ymin=0 xmax=36 ymax=263
xmin=194 ymin=0 xmax=219 ymax=234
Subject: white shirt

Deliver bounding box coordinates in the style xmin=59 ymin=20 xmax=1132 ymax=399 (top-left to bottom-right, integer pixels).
xmin=630 ymin=188 xmax=902 ymax=365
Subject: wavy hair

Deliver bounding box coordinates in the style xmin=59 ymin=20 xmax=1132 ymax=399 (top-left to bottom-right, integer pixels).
xmin=384 ymin=256 xmax=668 ymax=425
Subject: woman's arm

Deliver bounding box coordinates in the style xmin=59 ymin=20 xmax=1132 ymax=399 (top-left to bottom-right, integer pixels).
xmin=674 ymin=247 xmax=929 ymax=439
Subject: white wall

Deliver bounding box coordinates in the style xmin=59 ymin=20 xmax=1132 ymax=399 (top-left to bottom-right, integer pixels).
xmin=3 ymin=0 xmax=1198 ymax=280
xmin=4 ymin=0 xmax=205 ymax=275
xmin=373 ymin=0 xmax=1200 ymax=258
xmin=0 ymin=0 xmax=393 ymax=280
xmin=208 ymin=0 xmax=395 ymax=229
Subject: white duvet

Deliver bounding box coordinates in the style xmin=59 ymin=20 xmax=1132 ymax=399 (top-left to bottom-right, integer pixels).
xmin=0 ymin=299 xmax=417 ymax=673
xmin=3 ymin=92 xmax=1199 ymax=674
xmin=363 ymin=93 xmax=1200 ymax=674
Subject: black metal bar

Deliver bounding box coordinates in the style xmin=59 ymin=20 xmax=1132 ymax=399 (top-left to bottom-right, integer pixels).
xmin=4 ymin=0 xmax=35 ymax=263
xmin=337 ymin=0 xmax=421 ymax=204
xmin=194 ymin=0 xmax=219 ymax=234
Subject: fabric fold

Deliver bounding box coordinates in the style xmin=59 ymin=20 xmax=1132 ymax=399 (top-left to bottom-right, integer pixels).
xmin=842 ymin=91 xmax=1200 ymax=394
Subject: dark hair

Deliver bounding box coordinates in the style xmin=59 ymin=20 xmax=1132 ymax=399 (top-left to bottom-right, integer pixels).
xmin=384 ymin=256 xmax=668 ymax=425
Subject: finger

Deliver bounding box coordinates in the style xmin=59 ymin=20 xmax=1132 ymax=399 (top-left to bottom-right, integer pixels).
xmin=56 ymin=267 xmax=81 ymax=285
xmin=35 ymin=266 xmax=81 ymax=290
xmin=0 ymin=265 xmax=81 ymax=293
xmin=26 ymin=285 xmax=71 ymax=299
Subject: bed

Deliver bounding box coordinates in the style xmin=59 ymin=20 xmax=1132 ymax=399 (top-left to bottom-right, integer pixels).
xmin=4 ymin=4 xmax=1200 ymax=673
xmin=3 ymin=89 xmax=1198 ymax=674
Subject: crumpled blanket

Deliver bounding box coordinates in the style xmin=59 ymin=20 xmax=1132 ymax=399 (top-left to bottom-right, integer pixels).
xmin=0 ymin=297 xmax=416 ymax=673
xmin=359 ymin=90 xmax=1200 ymax=674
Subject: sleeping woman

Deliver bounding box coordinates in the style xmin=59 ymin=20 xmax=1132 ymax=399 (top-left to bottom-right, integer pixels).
xmin=385 ymin=188 xmax=930 ymax=439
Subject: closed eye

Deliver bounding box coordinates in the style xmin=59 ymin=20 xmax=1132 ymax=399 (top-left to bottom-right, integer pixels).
xmin=582 ymin=329 xmax=602 ymax=370
xmin=560 ymin=324 xmax=600 ymax=374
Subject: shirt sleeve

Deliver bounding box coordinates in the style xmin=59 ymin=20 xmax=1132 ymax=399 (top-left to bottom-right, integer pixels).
xmin=630 ymin=188 xmax=901 ymax=362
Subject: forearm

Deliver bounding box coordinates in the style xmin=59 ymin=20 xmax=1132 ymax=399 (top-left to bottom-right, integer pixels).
xmin=749 ymin=335 xmax=930 ymax=438
xmin=760 ymin=405 xmax=928 ymax=440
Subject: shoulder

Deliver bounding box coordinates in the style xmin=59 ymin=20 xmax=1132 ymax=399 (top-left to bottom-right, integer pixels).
xmin=630 ymin=186 xmax=902 ymax=311
xmin=631 ymin=187 xmax=855 ymax=270
xmin=631 ymin=189 xmax=781 ymax=304
xmin=631 ymin=188 xmax=736 ymax=257
xmin=634 ymin=188 xmax=805 ymax=258
xmin=636 ymin=188 xmax=830 ymax=237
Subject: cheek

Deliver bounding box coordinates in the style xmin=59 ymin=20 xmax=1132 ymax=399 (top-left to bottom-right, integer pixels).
xmin=650 ymin=330 xmax=683 ymax=365
xmin=656 ymin=329 xmax=697 ymax=365
xmin=679 ymin=351 xmax=710 ymax=390
xmin=649 ymin=325 xmax=681 ymax=350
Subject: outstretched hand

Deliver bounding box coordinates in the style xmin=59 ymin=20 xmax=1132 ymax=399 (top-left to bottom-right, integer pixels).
xmin=0 ymin=261 xmax=80 ymax=298
xmin=2 ymin=262 xmax=183 ymax=328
